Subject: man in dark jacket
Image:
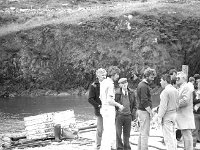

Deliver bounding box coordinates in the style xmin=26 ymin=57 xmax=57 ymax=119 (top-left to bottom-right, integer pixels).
xmin=193 ymin=75 xmax=200 ymax=148
xmin=137 ymin=67 xmax=156 ymax=150
xmin=88 ymin=68 xmax=107 ymax=150
xmin=115 ymin=78 xmax=137 ymax=150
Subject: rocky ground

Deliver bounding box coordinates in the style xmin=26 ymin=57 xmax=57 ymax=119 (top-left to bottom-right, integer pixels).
xmin=0 ymin=119 xmax=198 ymax=150
xmin=11 ymin=125 xmax=200 ymax=150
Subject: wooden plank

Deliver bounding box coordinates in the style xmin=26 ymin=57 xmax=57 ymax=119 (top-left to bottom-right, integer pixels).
xmin=24 ymin=118 xmax=75 ymax=128
xmin=24 ymin=113 xmax=54 ymax=122
xmin=26 ymin=133 xmax=54 ymax=140
xmin=24 ymin=120 xmax=53 ymax=126
xmin=25 ymin=122 xmax=54 ymax=131
xmin=26 ymin=127 xmax=53 ymax=135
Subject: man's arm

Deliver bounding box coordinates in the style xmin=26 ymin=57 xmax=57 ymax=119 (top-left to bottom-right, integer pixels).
xmin=157 ymin=91 xmax=168 ymax=119
xmin=88 ymin=84 xmax=100 ymax=108
xmin=179 ymin=86 xmax=191 ymax=108
xmin=130 ymin=91 xmax=137 ymax=120
xmin=140 ymin=86 xmax=152 ymax=116
xmin=107 ymin=84 xmax=124 ymax=109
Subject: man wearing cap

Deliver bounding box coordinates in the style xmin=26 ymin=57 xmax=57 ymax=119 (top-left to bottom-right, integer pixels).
xmin=100 ymin=66 xmax=124 ymax=150
xmin=176 ymin=71 xmax=195 ymax=150
xmin=88 ymin=68 xmax=107 ymax=150
xmin=137 ymin=67 xmax=156 ymax=150
xmin=115 ymin=78 xmax=137 ymax=150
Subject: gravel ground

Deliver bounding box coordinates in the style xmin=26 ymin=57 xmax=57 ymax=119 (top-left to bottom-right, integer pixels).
xmin=10 ymin=126 xmax=200 ymax=150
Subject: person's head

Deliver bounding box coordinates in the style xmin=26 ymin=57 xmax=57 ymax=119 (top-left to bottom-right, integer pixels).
xmin=160 ymin=74 xmax=171 ymax=88
xmin=176 ymin=71 xmax=187 ymax=86
xmin=189 ymin=77 xmax=195 ymax=84
xmin=143 ymin=67 xmax=156 ymax=83
xmin=107 ymin=66 xmax=121 ymax=81
xmin=171 ymin=77 xmax=177 ymax=86
xmin=118 ymin=78 xmax=128 ymax=91
xmin=197 ymin=80 xmax=200 ymax=90
xmin=194 ymin=74 xmax=200 ymax=81
xmin=96 ymin=68 xmax=107 ymax=82
xmin=193 ymin=74 xmax=200 ymax=89
xmin=169 ymin=69 xmax=177 ymax=79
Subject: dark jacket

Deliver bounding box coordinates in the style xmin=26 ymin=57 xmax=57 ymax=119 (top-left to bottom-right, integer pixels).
xmin=88 ymin=80 xmax=101 ymax=116
xmin=115 ymin=87 xmax=137 ymax=120
xmin=137 ymin=81 xmax=152 ymax=111
xmin=193 ymin=90 xmax=200 ymax=114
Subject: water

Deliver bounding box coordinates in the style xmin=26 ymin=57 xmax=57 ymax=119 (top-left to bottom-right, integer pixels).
xmin=0 ymin=94 xmax=160 ymax=135
xmin=0 ymin=95 xmax=95 ymax=135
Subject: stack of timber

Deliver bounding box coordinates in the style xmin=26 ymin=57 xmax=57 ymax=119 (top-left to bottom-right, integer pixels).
xmin=24 ymin=109 xmax=76 ymax=140
xmin=1 ymin=110 xmax=76 ymax=149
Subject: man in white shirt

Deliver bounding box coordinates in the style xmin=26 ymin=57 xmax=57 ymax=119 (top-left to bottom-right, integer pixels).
xmin=157 ymin=74 xmax=179 ymax=150
xmin=100 ymin=66 xmax=124 ymax=150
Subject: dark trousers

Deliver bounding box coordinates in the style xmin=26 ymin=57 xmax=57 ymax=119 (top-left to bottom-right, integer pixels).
xmin=116 ymin=114 xmax=132 ymax=150
xmin=193 ymin=114 xmax=200 ymax=147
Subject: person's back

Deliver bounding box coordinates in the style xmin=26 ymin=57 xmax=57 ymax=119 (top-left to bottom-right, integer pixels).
xmin=162 ymin=85 xmax=178 ymax=118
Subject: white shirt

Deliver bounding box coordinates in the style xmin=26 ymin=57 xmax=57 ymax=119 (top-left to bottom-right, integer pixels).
xmin=196 ymin=90 xmax=200 ymax=99
xmin=122 ymin=89 xmax=128 ymax=96
xmin=99 ymin=77 xmax=115 ymax=106
xmin=187 ymin=82 xmax=194 ymax=92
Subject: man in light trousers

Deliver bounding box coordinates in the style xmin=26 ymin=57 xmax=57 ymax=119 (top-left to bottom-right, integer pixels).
xmin=176 ymin=72 xmax=195 ymax=150
xmin=137 ymin=68 xmax=156 ymax=150
xmin=100 ymin=66 xmax=124 ymax=150
xmin=157 ymin=74 xmax=179 ymax=150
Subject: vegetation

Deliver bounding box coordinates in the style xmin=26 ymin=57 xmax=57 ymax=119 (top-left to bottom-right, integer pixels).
xmin=0 ymin=1 xmax=200 ymax=97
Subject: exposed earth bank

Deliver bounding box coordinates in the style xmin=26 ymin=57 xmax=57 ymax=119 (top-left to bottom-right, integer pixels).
xmin=0 ymin=0 xmax=200 ymax=97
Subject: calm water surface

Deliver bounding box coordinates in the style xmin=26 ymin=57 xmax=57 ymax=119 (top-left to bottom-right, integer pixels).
xmin=0 ymin=94 xmax=160 ymax=135
xmin=0 ymin=95 xmax=95 ymax=134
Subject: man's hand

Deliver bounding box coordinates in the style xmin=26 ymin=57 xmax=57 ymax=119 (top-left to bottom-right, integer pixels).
xmin=149 ymin=111 xmax=153 ymax=119
xmin=118 ymin=105 xmax=125 ymax=112
xmin=145 ymin=106 xmax=153 ymax=119
xmin=194 ymin=104 xmax=200 ymax=112
xmin=157 ymin=117 xmax=162 ymax=127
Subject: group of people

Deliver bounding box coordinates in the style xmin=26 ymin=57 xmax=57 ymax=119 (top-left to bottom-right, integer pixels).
xmin=88 ymin=65 xmax=200 ymax=150
xmin=88 ymin=66 xmax=137 ymax=150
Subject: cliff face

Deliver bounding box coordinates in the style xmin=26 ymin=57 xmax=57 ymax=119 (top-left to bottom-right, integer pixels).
xmin=0 ymin=11 xmax=200 ymax=96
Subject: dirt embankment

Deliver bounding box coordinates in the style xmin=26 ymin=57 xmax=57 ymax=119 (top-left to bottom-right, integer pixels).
xmin=0 ymin=0 xmax=200 ymax=97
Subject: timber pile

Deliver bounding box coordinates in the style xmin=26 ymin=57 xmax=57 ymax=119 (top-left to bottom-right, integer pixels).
xmin=1 ymin=110 xmax=89 ymax=149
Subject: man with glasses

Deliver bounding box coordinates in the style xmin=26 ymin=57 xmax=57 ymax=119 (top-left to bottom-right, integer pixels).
xmin=115 ymin=78 xmax=137 ymax=150
xmin=176 ymin=72 xmax=195 ymax=150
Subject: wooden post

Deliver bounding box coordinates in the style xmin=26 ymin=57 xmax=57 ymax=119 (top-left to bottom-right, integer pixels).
xmin=182 ymin=65 xmax=188 ymax=78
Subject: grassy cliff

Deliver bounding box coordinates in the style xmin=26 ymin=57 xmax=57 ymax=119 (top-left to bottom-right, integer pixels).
xmin=0 ymin=0 xmax=200 ymax=96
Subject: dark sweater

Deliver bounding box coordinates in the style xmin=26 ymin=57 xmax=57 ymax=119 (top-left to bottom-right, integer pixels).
xmin=137 ymin=81 xmax=152 ymax=111
xmin=88 ymin=80 xmax=101 ymax=116
xmin=115 ymin=87 xmax=137 ymax=120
